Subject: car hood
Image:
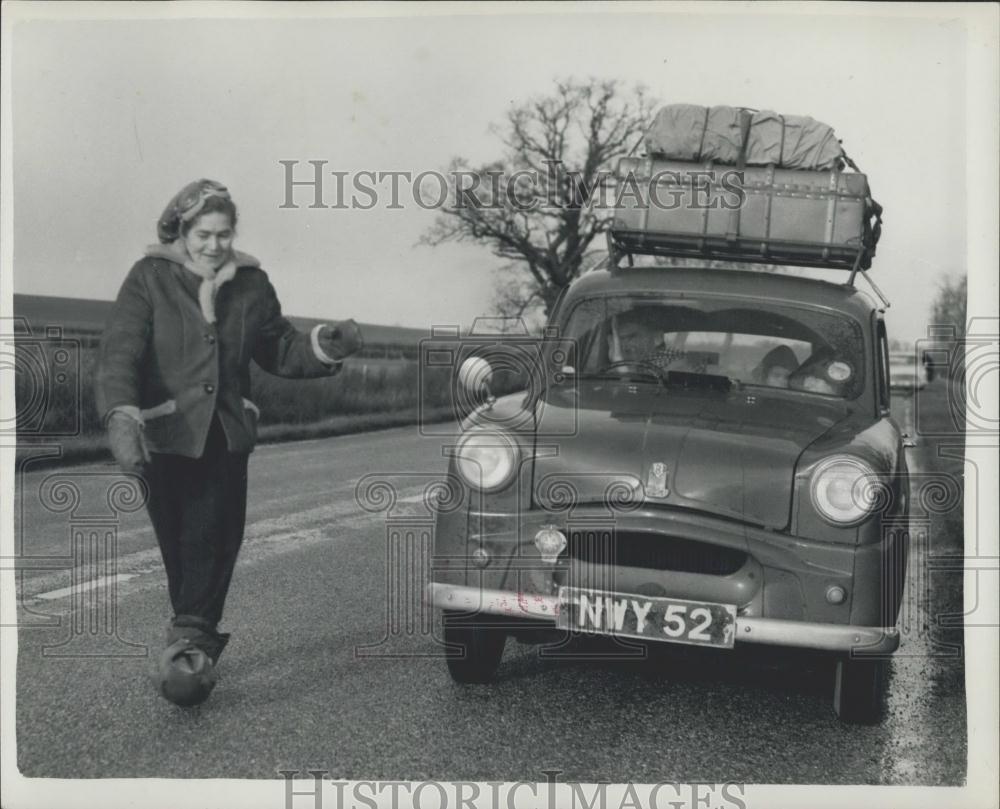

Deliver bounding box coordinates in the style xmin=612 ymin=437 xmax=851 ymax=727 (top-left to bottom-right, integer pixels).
xmin=532 ymin=382 xmax=852 ymax=528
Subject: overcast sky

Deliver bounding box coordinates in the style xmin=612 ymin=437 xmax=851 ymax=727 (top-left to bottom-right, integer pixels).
xmin=6 ymin=4 xmax=979 ymax=342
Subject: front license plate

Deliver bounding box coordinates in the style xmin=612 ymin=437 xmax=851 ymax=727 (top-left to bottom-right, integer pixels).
xmin=556 ymin=587 xmax=736 ymax=649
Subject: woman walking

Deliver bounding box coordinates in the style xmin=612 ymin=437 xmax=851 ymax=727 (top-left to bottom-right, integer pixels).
xmin=96 ymin=179 xmax=362 ymax=705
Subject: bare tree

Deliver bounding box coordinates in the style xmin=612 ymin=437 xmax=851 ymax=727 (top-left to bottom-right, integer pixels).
xmin=421 ymin=78 xmax=655 ymax=321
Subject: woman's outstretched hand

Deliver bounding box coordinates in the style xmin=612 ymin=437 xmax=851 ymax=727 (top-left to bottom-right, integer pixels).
xmin=107 ymin=411 xmax=151 ymax=474
xmin=318 ymin=319 xmax=364 ymax=361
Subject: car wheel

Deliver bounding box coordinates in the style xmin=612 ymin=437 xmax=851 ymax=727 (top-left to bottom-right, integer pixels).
xmin=443 ymin=610 xmax=506 ymax=684
xmin=833 ymin=655 xmax=886 ymax=724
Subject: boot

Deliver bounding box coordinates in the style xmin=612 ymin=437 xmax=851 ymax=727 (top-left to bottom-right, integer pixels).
xmin=156 ymin=639 xmax=217 ymax=707
xmin=167 ymin=614 xmax=231 ymax=663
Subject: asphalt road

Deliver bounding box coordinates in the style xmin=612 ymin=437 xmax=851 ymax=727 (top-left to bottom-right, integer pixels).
xmin=13 ymin=382 xmax=967 ymax=784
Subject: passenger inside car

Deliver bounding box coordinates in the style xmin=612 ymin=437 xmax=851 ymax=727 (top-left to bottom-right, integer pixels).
xmin=789 ymin=347 xmax=845 ymax=395
xmin=753 ymin=345 xmax=800 ymax=389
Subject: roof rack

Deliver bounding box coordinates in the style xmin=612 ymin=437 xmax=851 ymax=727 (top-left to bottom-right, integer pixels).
xmin=602 ymin=231 xmax=891 ymax=309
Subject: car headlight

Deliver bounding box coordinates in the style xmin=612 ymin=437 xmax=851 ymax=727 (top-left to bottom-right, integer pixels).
xmin=455 ymin=430 xmax=520 ymax=492
xmin=809 ymin=456 xmax=880 ymax=525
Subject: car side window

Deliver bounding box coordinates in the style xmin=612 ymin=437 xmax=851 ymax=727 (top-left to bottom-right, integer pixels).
xmin=876 ymin=319 xmax=890 ymax=412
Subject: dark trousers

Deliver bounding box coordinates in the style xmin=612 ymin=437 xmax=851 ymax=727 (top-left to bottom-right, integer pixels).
xmin=145 ymin=415 xmax=249 ymax=628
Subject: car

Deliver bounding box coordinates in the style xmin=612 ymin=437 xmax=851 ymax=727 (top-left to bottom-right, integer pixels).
xmin=889 ymin=350 xmax=928 ymax=391
xmin=427 ymin=266 xmax=911 ymax=724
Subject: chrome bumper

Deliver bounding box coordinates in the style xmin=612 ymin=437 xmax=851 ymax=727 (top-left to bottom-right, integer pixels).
xmin=426 ymin=583 xmax=900 ymax=655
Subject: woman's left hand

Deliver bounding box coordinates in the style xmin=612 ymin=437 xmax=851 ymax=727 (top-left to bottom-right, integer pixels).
xmin=318 ymin=319 xmax=364 ymax=361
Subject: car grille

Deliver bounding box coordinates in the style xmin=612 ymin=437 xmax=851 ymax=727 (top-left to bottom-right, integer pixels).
xmin=565 ymin=530 xmax=747 ymax=576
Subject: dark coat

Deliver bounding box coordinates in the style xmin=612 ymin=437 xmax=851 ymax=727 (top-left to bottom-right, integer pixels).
xmin=96 ymin=251 xmax=339 ymax=457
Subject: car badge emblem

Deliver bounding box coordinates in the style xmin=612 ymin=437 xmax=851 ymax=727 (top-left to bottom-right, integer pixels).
xmin=646 ymin=462 xmax=670 ymax=498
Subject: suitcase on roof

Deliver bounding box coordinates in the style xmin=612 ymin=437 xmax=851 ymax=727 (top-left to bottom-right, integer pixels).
xmin=610 ymin=156 xmax=882 ymax=272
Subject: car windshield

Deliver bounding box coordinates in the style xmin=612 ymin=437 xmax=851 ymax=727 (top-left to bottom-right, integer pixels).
xmin=561 ymin=294 xmax=866 ymax=399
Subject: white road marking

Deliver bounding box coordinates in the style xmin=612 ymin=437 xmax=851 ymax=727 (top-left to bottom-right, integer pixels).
xmin=17 ymin=482 xmax=431 ymax=608
xmin=35 ymin=573 xmax=138 ymax=601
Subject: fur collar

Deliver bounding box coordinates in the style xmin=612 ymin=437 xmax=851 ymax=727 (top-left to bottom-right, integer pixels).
xmin=144 ymin=242 xmax=260 ymax=323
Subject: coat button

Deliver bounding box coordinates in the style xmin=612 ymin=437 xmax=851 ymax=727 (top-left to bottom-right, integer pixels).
xmin=204 ymin=383 xmax=215 ymax=394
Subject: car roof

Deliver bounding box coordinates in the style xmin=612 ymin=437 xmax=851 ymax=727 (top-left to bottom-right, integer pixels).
xmin=564 ymin=266 xmax=879 ymax=322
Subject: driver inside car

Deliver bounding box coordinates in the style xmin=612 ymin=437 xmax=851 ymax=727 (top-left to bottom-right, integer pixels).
xmin=608 ymin=308 xmax=709 ymax=374
xmin=608 ymin=308 xmax=665 ymax=365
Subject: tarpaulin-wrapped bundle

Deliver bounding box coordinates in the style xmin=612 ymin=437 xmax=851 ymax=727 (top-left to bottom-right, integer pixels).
xmin=611 ymin=105 xmax=882 ymax=272
xmin=644 ymin=104 xmax=844 ymax=171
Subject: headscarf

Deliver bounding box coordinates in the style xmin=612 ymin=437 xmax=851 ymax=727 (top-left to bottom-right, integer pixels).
xmin=753 ymin=345 xmax=799 ymax=383
xmin=156 ymin=179 xmax=232 ymax=244
xmin=147 ymin=179 xmax=258 ymax=323
xmin=759 ymin=345 xmax=799 ymax=373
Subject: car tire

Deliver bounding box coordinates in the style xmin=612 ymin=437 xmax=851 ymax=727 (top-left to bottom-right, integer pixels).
xmin=443 ymin=610 xmax=506 ymax=684
xmin=833 ymin=655 xmax=886 ymax=724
